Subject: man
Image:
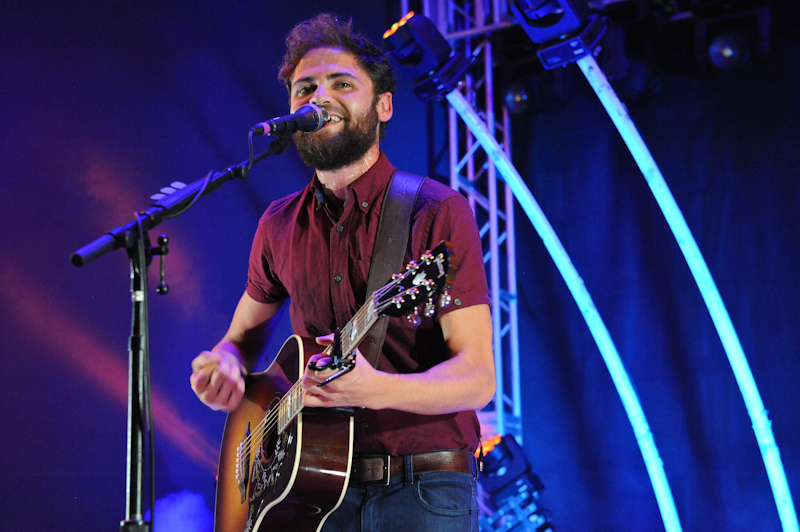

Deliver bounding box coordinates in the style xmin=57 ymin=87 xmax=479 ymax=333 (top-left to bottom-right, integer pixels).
xmin=191 ymin=13 xmax=495 ymax=531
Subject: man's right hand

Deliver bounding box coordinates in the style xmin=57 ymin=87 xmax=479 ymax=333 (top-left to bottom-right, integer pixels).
xmin=190 ymin=350 xmax=246 ymax=411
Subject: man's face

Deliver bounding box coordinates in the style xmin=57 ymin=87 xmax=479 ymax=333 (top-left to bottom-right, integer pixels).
xmin=289 ymin=47 xmax=392 ymax=171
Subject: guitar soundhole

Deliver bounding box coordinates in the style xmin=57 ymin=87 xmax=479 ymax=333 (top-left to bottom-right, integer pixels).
xmin=248 ymin=393 xmax=295 ymax=497
xmin=261 ymin=423 xmax=278 ymax=460
xmin=261 ymin=394 xmax=281 ymax=460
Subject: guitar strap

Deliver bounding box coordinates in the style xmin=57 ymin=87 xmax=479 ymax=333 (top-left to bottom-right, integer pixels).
xmin=360 ymin=170 xmax=426 ymax=368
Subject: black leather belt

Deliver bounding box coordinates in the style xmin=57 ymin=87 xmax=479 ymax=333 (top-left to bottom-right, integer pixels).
xmin=350 ymin=450 xmax=476 ymax=486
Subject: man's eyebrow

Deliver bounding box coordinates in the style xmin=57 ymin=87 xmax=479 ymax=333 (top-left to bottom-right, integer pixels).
xmin=292 ymin=71 xmax=359 ymax=89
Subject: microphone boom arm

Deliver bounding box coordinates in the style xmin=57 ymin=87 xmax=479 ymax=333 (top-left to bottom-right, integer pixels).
xmin=71 ymin=136 xmax=290 ymax=267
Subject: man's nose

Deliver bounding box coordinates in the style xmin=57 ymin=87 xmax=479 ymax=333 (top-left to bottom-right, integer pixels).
xmin=310 ymin=85 xmax=330 ymax=105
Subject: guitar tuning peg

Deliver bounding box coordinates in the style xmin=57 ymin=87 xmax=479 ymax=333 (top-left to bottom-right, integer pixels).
xmin=424 ymin=299 xmax=436 ymax=318
xmin=407 ymin=308 xmax=422 ymax=327
xmin=439 ymin=289 xmax=452 ymax=308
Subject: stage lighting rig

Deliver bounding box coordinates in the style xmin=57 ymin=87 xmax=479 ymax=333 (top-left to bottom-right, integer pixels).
xmin=509 ymin=0 xmax=610 ymax=70
xmin=382 ymin=11 xmax=471 ymax=101
xmin=479 ymin=435 xmax=553 ymax=532
xmin=694 ymin=4 xmax=771 ymax=74
xmin=508 ymin=0 xmax=590 ymax=43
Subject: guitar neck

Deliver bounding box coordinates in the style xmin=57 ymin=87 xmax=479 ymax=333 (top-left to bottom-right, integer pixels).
xmin=338 ymin=293 xmax=379 ymax=358
xmin=277 ymin=294 xmax=378 ymax=433
xmin=274 ymin=242 xmax=452 ymax=434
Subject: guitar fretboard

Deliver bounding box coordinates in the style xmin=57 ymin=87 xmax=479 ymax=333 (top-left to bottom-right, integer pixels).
xmin=275 ymin=293 xmax=378 ymax=434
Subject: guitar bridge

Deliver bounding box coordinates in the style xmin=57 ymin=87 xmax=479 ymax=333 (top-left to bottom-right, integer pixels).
xmin=236 ymin=422 xmax=251 ymax=504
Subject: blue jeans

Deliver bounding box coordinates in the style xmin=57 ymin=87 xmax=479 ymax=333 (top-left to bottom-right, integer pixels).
xmin=321 ymin=471 xmax=478 ymax=532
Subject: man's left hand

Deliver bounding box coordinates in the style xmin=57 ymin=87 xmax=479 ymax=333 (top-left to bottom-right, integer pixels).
xmin=302 ymin=334 xmax=383 ymax=409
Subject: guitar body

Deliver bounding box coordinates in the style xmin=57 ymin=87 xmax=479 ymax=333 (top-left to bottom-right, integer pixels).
xmin=214 ymin=335 xmax=354 ymax=532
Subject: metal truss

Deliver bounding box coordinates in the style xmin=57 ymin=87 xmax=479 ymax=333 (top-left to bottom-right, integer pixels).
xmin=409 ymin=0 xmax=523 ymax=442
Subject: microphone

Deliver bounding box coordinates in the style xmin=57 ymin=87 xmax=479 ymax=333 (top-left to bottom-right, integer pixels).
xmin=252 ymin=103 xmax=330 ymax=136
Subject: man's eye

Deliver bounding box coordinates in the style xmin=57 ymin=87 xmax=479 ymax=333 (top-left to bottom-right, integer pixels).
xmin=296 ymin=86 xmax=313 ymax=96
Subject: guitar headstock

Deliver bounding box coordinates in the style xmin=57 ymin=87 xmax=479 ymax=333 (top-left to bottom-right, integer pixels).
xmin=374 ymin=241 xmax=455 ymax=324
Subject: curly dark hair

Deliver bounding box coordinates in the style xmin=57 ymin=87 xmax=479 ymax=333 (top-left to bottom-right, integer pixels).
xmin=278 ymin=13 xmax=396 ymax=140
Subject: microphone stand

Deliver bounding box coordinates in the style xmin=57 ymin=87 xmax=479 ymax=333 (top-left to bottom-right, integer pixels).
xmin=71 ymin=137 xmax=290 ymax=532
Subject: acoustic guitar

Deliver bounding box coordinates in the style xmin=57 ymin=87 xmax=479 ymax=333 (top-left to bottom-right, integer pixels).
xmin=214 ymin=242 xmax=454 ymax=532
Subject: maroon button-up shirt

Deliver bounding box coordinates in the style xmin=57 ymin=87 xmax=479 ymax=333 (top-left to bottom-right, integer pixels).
xmin=245 ymin=151 xmax=491 ymax=455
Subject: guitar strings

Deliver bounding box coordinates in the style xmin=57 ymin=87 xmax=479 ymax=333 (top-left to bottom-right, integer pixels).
xmin=233 ymin=261 xmax=433 ymax=458
xmin=235 ymin=292 xmax=379 ymax=455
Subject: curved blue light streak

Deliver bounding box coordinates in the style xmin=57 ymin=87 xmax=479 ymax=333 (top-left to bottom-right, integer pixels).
xmin=576 ymin=54 xmax=798 ymax=532
xmin=446 ymin=89 xmax=684 ymax=532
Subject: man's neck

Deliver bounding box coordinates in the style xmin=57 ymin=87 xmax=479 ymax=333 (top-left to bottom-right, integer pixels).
xmin=316 ymin=145 xmax=380 ymax=201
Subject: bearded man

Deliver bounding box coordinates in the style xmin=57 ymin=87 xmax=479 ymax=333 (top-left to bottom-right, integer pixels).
xmin=191 ymin=13 xmax=495 ymax=532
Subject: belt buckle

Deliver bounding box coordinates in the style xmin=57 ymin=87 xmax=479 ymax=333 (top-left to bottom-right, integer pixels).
xmin=358 ymin=454 xmax=391 ymax=486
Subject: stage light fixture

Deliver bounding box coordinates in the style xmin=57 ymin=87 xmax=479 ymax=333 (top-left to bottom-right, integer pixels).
xmin=382 ymin=12 xmax=471 ymax=102
xmin=693 ymin=5 xmax=770 ymax=75
xmin=479 ymin=435 xmax=553 ymax=531
xmin=504 ymin=80 xmax=539 ymax=114
xmin=508 ymin=0 xmax=590 ymax=44
xmin=481 ymin=435 xmax=535 ymax=494
xmin=708 ymin=31 xmax=750 ymax=71
xmin=509 ymin=0 xmax=610 ymax=70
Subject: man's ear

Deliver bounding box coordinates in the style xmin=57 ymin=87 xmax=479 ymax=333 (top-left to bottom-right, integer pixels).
xmin=377 ymin=92 xmax=393 ymax=123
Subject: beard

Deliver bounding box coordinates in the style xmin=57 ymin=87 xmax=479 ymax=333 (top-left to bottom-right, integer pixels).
xmin=293 ymin=101 xmax=380 ymax=171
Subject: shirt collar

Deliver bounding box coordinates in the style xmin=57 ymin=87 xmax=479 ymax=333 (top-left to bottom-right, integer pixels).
xmin=347 ymin=150 xmax=396 ymax=213
xmin=310 ymin=150 xmax=396 ymax=213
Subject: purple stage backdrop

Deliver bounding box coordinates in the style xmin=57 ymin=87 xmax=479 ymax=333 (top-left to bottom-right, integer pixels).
xmin=1 ymin=1 xmax=798 ymax=531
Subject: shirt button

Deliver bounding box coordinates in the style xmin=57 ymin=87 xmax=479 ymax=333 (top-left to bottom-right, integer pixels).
xmin=361 ymin=421 xmax=369 ymax=428
xmin=361 ymin=201 xmax=369 ymax=208
xmin=336 ymin=225 xmax=344 ymax=232
xmin=454 ymin=298 xmax=462 ymax=306
xmin=334 ymin=274 xmax=342 ymax=283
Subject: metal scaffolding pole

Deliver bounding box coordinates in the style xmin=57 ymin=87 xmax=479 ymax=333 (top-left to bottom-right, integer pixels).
xmin=424 ymin=0 xmax=522 ymax=442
